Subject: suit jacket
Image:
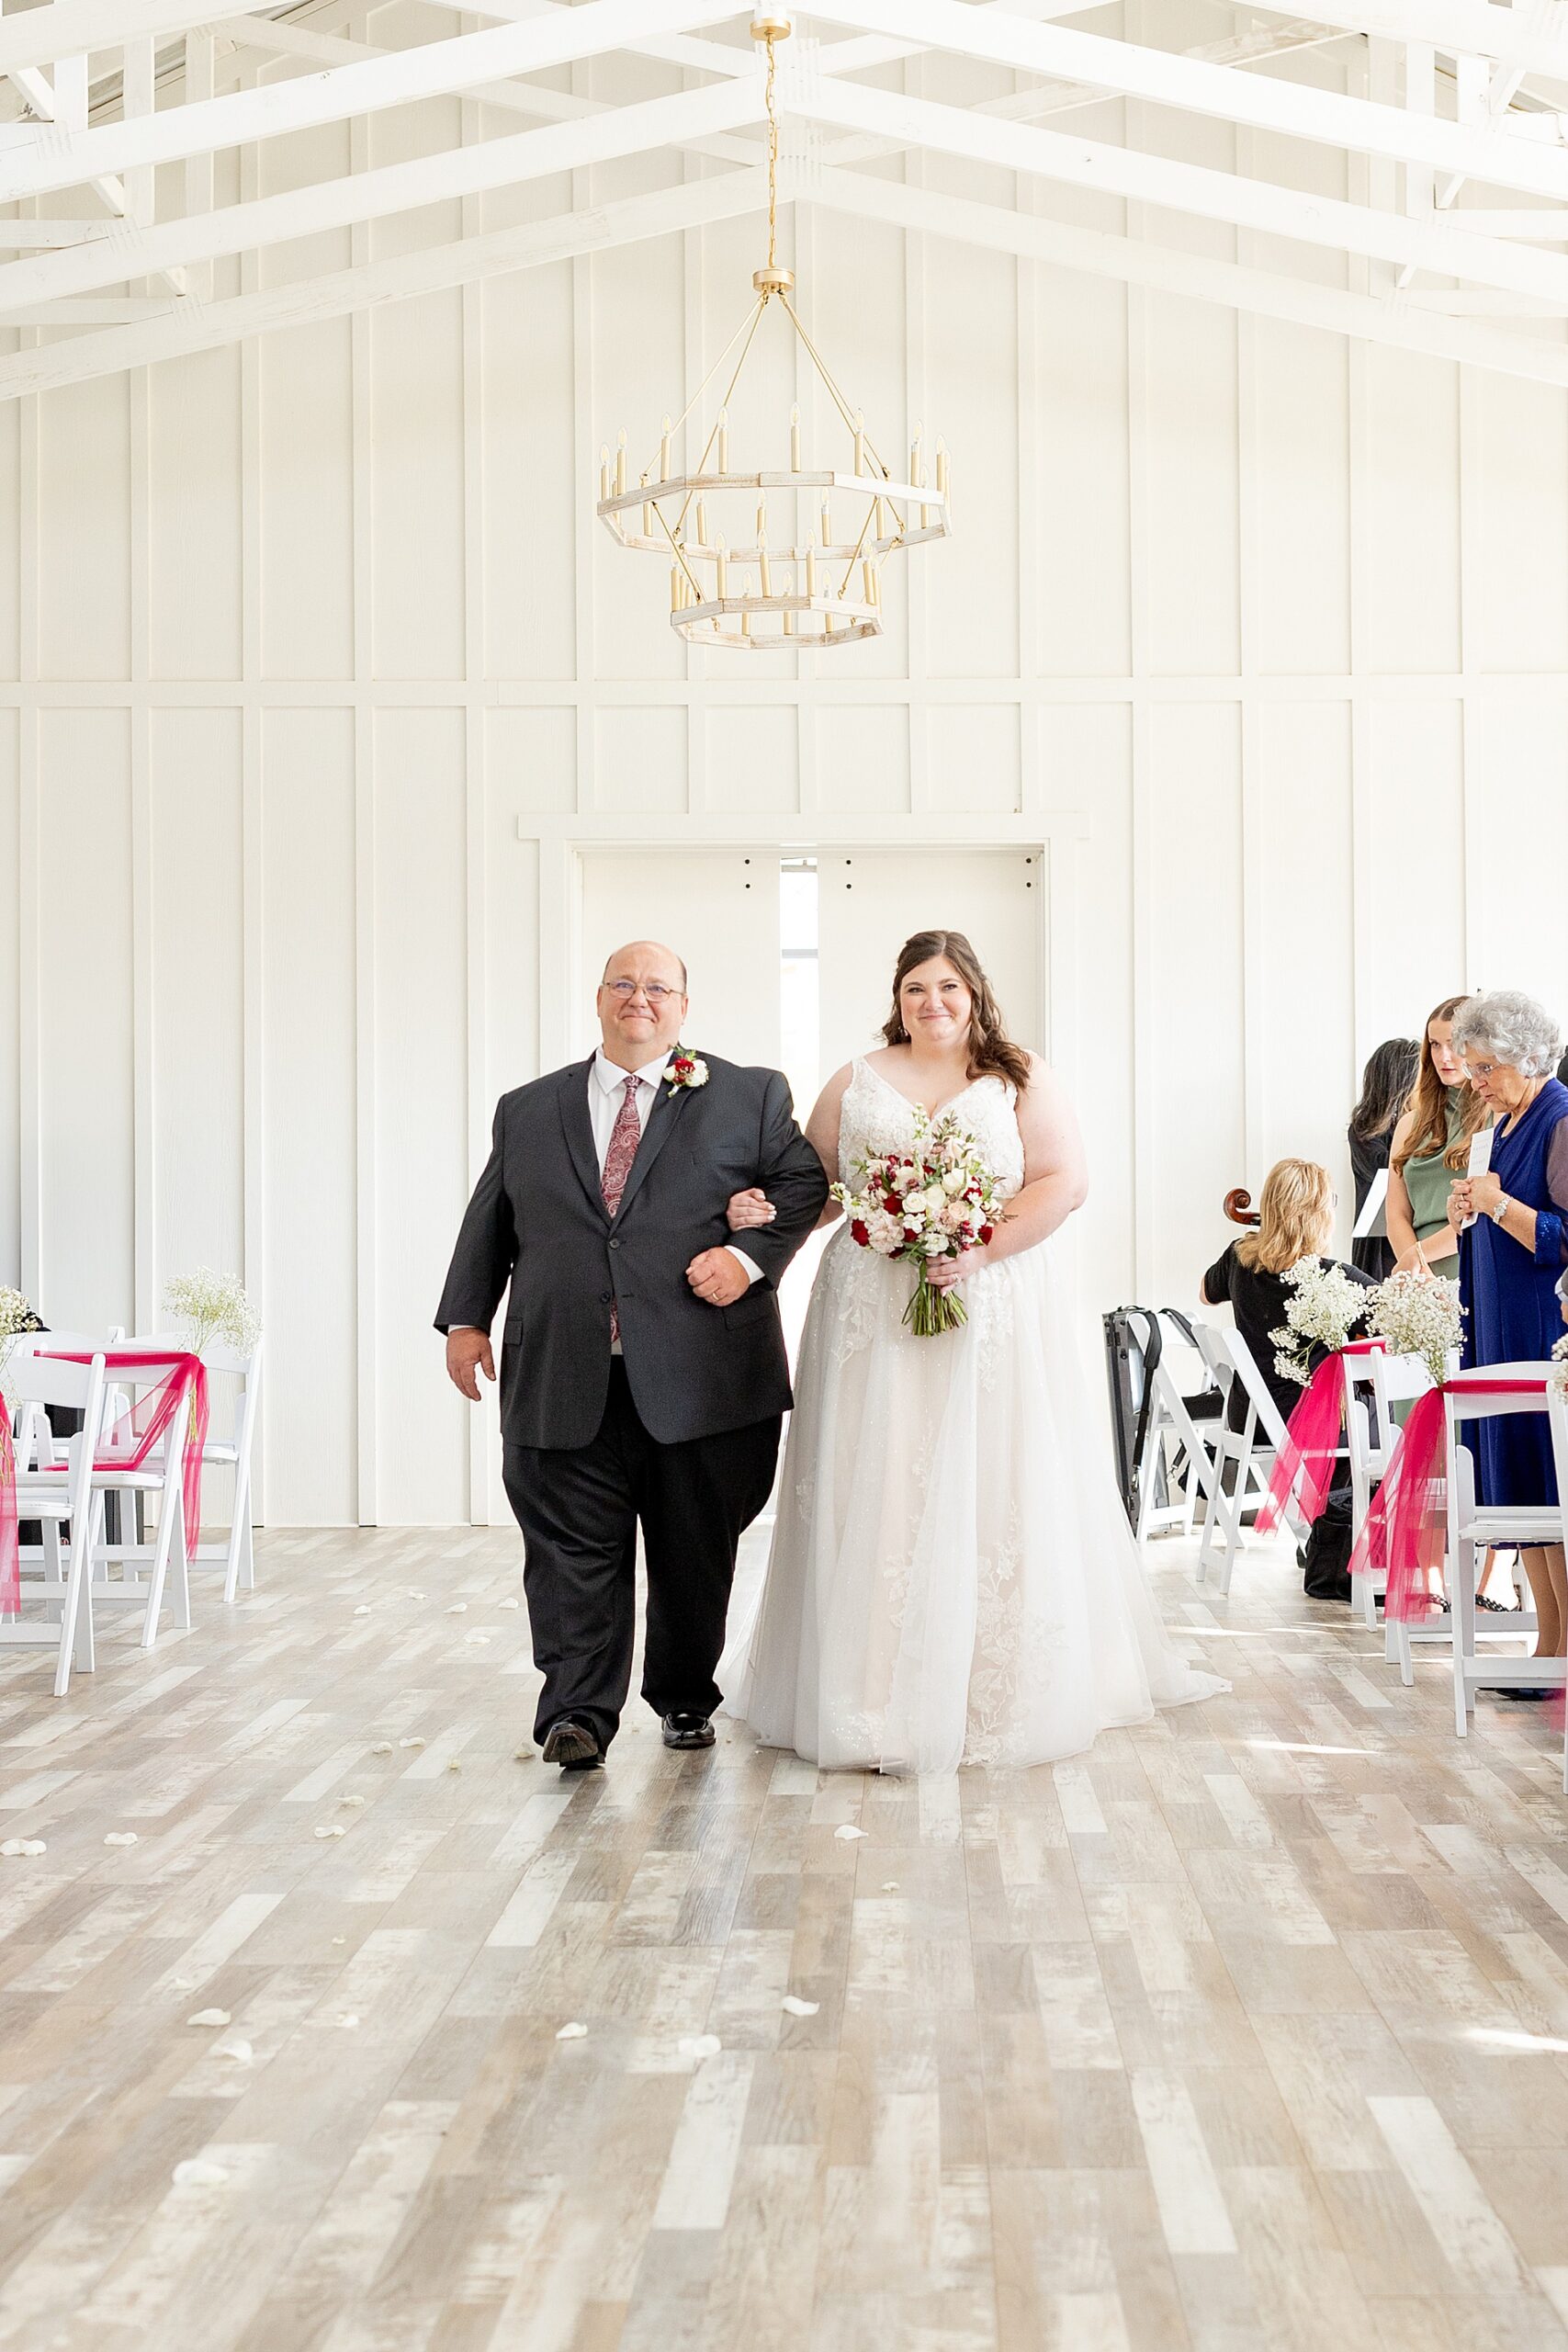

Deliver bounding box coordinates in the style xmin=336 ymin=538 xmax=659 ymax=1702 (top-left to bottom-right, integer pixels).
xmin=434 ymin=1052 xmax=830 ymax=1449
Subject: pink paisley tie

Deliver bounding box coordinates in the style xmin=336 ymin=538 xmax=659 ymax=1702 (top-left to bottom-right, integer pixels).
xmin=602 ymin=1075 xmax=646 ymax=1340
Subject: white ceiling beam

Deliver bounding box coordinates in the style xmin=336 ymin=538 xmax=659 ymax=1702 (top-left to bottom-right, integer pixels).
xmin=0 ymin=0 xmax=745 ymax=204
xmin=213 ymin=11 xmax=761 ymax=169
xmin=802 ymin=0 xmax=1568 ymax=201
xmin=7 ymin=294 xmax=178 ymax=320
xmin=6 ymin=145 xmax=1568 ymax=402
xmin=0 ymin=0 xmax=274 ymax=79
xmin=798 ymin=80 xmax=1568 ymax=305
xmin=1242 ymin=3 xmax=1568 ymax=81
xmin=810 ymin=163 xmax=1568 ymax=385
xmin=0 ymin=219 xmax=120 ymax=245
xmin=818 ymin=19 xmax=1350 ymax=171
xmin=0 ymin=160 xmax=770 ymax=399
xmin=0 ymin=76 xmax=766 ymax=312
xmin=1450 ymin=207 xmax=1568 ymax=238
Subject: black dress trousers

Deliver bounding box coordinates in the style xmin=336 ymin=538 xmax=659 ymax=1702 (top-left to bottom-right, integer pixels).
xmin=502 ymin=1361 xmax=780 ymax=1750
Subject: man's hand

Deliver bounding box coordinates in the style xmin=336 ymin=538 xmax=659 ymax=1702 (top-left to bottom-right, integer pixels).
xmin=446 ymin=1327 xmax=495 ymax=1401
xmin=686 ymin=1248 xmax=750 ymax=1307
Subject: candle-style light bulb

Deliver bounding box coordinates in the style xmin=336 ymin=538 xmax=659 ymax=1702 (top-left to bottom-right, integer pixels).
xmin=660 ymin=415 xmax=671 ymax=481
xmin=599 ymin=443 xmax=610 ymax=501
xmin=819 ymin=492 xmax=831 ymax=548
xmin=615 ymin=429 xmax=627 ymax=496
xmin=805 ymin=532 xmax=818 ymax=599
xmin=852 ymin=410 xmax=865 ymax=474
xmin=909 ymin=419 xmax=922 ymax=488
xmin=790 ymin=401 xmax=802 ymax=470
xmin=716 ymin=534 xmax=728 ymax=598
xmin=670 ymin=563 xmax=682 ymax=613
xmin=782 ymin=571 xmax=795 ymax=636
xmin=696 ymin=497 xmax=709 ymax=548
xmin=862 ymin=558 xmax=876 ymax=607
xmin=717 ymin=407 xmax=728 ymax=472
xmin=936 ymin=435 xmax=950 ymax=497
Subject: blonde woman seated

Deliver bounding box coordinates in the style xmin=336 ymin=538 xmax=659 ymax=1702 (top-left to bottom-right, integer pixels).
xmin=1201 ymin=1159 xmax=1376 ymax=1432
xmin=1386 ymin=992 xmax=1490 ymax=1280
xmin=1201 ymin=1159 xmax=1375 ymax=1599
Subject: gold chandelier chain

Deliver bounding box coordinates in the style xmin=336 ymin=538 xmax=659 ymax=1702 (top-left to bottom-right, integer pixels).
xmin=765 ymin=32 xmax=780 ymax=276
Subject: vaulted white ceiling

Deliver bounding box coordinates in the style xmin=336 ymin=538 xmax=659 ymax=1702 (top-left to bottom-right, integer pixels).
xmin=3 ymin=0 xmax=1568 ymax=399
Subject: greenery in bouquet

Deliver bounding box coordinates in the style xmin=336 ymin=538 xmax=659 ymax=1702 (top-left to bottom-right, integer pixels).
xmin=1269 ymin=1255 xmax=1369 ymax=1388
xmin=164 ymin=1268 xmax=262 ymax=1359
xmin=830 ymin=1106 xmax=1008 ymax=1338
xmin=1367 ymin=1265 xmax=1465 ymax=1389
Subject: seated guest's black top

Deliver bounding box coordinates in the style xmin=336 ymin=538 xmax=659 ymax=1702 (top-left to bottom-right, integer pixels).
xmin=1201 ymin=1241 xmax=1376 ymax=1431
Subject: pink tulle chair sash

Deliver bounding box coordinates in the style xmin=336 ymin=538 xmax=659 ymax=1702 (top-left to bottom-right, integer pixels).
xmin=1256 ymin=1340 xmax=1385 ymax=1537
xmin=0 ymin=1418 xmax=17 ymax=1614
xmin=1349 ymin=1374 xmax=1549 ymax=1621
xmin=33 ymin=1351 xmax=210 ymax=1558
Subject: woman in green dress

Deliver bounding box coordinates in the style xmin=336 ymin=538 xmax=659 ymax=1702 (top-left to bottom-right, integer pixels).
xmin=1387 ymin=992 xmax=1490 ymax=1279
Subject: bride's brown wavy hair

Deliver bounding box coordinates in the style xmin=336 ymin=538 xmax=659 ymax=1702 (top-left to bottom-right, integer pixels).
xmin=881 ymin=931 xmax=1033 ymax=1092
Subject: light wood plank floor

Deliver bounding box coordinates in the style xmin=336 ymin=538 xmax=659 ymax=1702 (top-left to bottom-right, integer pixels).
xmin=2 ymin=1528 xmax=1568 ymax=2351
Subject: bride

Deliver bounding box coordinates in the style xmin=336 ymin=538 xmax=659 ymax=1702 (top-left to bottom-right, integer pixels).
xmin=719 ymin=929 xmax=1225 ymax=1773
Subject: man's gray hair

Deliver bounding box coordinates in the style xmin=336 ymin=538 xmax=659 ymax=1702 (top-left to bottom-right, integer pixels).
xmin=1450 ymin=988 xmax=1563 ymax=1079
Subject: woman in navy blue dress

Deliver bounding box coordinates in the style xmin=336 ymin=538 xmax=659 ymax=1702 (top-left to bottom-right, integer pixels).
xmin=1449 ymin=989 xmax=1568 ymax=1695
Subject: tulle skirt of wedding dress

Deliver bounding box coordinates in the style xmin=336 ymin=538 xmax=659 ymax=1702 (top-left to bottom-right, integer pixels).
xmin=720 ymin=1227 xmax=1226 ymax=1774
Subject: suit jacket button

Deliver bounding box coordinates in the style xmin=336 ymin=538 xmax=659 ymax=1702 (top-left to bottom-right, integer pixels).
xmin=608 ymin=1238 xmax=620 ymax=1250
xmin=601 ymin=1291 xmax=613 ymax=1304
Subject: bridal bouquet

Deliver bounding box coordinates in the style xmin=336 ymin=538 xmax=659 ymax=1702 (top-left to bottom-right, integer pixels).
xmin=831 ymin=1108 xmax=1008 ymax=1338
xmin=1269 ymin=1256 xmax=1368 ymax=1387
xmin=1366 ymin=1265 xmax=1464 ymax=1388
xmin=164 ymin=1268 xmax=262 ymax=1357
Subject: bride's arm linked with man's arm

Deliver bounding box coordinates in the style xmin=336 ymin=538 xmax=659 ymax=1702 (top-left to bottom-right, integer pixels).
xmin=727 ymin=1062 xmax=857 ymax=1239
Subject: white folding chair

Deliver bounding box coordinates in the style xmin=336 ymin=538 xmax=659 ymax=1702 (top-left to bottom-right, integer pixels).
xmin=1344 ymin=1347 xmax=1440 ymax=1676
xmin=1444 ymin=1363 xmax=1564 ymax=1736
xmin=1130 ymin=1312 xmax=1224 ymax=1544
xmin=1547 ymin=1377 xmax=1568 ymax=1795
xmin=112 ymin=1331 xmax=263 ymax=1602
xmin=1193 ymin=1327 xmax=1308 ymax=1593
xmin=25 ymin=1343 xmax=197 ymax=1651
xmin=4 ymin=1343 xmax=110 ymax=1695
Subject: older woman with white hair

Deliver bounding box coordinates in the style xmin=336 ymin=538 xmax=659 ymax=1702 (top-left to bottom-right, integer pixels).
xmin=1447 ymin=988 xmax=1568 ymax=1695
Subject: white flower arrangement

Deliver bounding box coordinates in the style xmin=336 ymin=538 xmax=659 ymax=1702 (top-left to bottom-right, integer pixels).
xmin=1550 ymin=1333 xmax=1568 ymax=1402
xmin=0 ymin=1284 xmax=42 ymax=1412
xmin=163 ymin=1269 xmax=261 ymax=1358
xmin=1269 ymin=1255 xmax=1368 ymax=1387
xmin=1367 ymin=1265 xmax=1465 ymax=1390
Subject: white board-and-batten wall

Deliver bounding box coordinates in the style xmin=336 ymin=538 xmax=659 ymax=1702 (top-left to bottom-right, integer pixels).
xmin=2 ymin=2 xmax=1566 ymax=1526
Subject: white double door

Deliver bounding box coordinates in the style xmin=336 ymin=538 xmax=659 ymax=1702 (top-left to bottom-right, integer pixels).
xmin=577 ymin=845 xmax=1045 ymax=1110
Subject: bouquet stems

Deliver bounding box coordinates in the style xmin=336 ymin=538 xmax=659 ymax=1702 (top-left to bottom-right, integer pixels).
xmin=905 ymin=1262 xmax=967 ymax=1338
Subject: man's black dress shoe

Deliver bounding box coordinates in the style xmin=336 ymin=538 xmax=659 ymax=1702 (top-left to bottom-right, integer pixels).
xmin=1490 ymin=1684 xmax=1557 ymax=1704
xmin=662 ymin=1712 xmax=716 ymax=1750
xmin=541 ymin=1719 xmax=603 ymax=1770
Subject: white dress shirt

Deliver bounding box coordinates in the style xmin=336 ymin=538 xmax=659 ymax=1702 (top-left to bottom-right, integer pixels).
xmin=590 ymin=1049 xmax=761 ymax=1291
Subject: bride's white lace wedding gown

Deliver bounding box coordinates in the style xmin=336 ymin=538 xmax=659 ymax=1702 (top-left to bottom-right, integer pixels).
xmin=721 ymin=1057 xmax=1226 ymax=1773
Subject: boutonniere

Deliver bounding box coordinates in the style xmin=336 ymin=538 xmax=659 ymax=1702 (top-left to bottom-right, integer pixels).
xmin=666 ymin=1048 xmax=710 ymax=1092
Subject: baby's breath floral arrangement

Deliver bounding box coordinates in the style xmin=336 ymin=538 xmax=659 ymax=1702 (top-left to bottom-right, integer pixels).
xmin=0 ymin=1285 xmax=43 ymax=1410
xmin=1269 ymin=1256 xmax=1369 ymax=1388
xmin=1550 ymin=1333 xmax=1568 ymax=1401
xmin=1367 ymin=1266 xmax=1464 ymax=1389
xmin=164 ymin=1269 xmax=261 ymax=1358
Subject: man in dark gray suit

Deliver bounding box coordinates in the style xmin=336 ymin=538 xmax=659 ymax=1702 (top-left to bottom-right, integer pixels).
xmin=436 ymin=940 xmax=829 ymax=1770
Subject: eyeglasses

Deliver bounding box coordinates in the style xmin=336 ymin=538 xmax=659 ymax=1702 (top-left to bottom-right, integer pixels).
xmin=605 ymin=979 xmax=679 ymax=1002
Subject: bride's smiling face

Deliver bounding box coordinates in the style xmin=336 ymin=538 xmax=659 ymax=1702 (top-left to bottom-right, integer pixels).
xmin=899 ymin=957 xmax=973 ymax=1050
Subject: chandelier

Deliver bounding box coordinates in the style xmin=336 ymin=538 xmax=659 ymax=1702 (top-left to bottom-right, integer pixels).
xmin=594 ymin=10 xmax=950 ymax=650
